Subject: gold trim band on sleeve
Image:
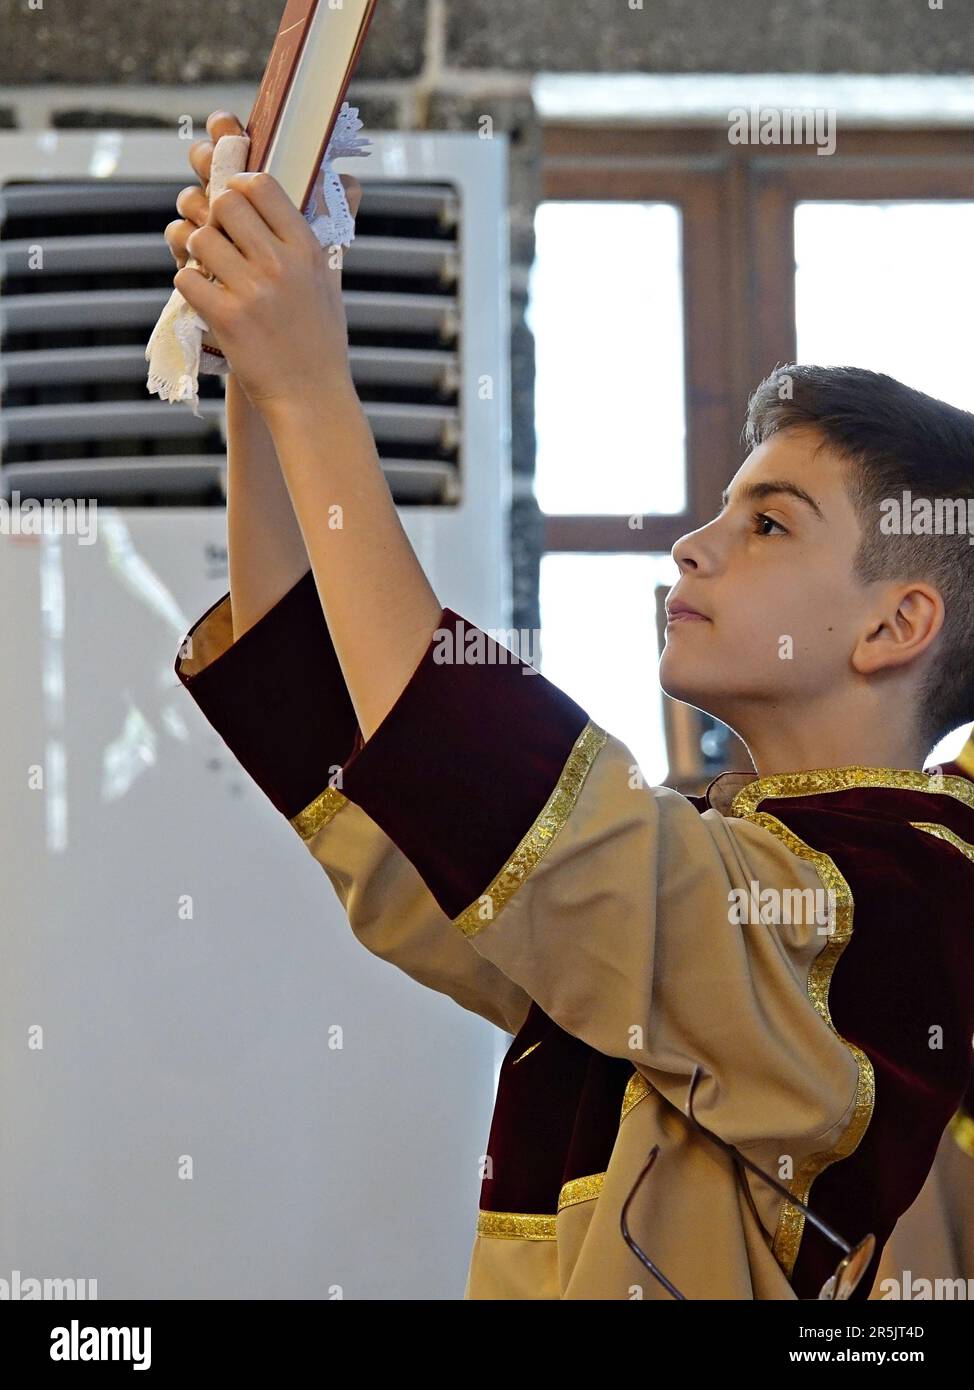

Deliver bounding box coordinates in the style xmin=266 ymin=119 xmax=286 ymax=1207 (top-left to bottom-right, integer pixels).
xmin=477 ymin=1171 xmax=607 ymax=1242
xmin=476 ymin=1209 xmax=557 ymax=1241
xmin=290 ymin=785 xmax=350 ymax=840
xmin=557 ymin=1172 xmax=605 ymax=1211
xmin=453 ymin=720 xmax=609 ymax=939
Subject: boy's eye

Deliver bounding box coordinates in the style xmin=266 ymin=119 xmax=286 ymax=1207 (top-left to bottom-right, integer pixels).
xmin=753 ymin=511 xmax=788 ymax=536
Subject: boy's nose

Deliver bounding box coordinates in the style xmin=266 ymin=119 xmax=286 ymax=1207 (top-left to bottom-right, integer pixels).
xmin=672 ymin=513 xmax=728 ymax=575
xmin=672 ymin=531 xmax=703 ymax=572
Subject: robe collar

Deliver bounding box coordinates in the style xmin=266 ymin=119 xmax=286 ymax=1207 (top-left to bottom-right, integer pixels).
xmin=702 ymin=764 xmax=974 ymax=818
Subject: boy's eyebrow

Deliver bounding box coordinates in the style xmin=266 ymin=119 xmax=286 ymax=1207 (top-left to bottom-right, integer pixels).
xmin=719 ymin=479 xmax=826 ymax=522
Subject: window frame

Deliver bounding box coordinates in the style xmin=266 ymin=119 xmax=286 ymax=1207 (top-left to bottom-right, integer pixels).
xmin=539 ymin=125 xmax=974 ymax=554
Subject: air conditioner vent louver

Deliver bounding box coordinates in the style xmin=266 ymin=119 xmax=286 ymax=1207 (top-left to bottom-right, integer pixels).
xmin=1 ymin=175 xmax=463 ymax=506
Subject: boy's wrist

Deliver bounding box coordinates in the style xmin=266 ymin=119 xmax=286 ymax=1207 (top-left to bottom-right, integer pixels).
xmin=258 ymin=374 xmax=363 ymax=436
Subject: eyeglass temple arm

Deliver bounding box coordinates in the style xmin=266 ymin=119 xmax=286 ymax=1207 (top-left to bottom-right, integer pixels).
xmin=620 ymin=1147 xmax=687 ymax=1300
xmin=685 ymin=1065 xmax=856 ymax=1257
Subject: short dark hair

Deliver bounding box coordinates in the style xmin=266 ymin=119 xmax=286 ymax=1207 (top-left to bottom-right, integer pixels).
xmin=743 ymin=364 xmax=974 ymax=755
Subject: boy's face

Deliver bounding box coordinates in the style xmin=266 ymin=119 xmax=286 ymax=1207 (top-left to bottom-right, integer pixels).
xmin=659 ymin=426 xmax=872 ymax=736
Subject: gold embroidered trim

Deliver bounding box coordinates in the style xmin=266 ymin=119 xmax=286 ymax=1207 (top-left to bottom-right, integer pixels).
xmin=476 ymin=1172 xmax=606 ymax=1241
xmin=453 ymin=720 xmax=609 ymax=939
xmin=955 ymin=737 xmax=974 ymax=781
xmin=476 ymin=1209 xmax=557 ymax=1240
xmin=949 ymin=1111 xmax=974 ymax=1160
xmin=738 ymin=810 xmax=876 ymax=1280
xmin=909 ymin=821 xmax=974 ymax=865
xmin=290 ymin=785 xmax=350 ymax=840
xmin=557 ymin=1172 xmax=605 ymax=1211
xmin=730 ymin=765 xmax=974 ymax=819
xmin=621 ymin=1069 xmax=652 ymax=1122
xmin=511 ymin=1040 xmax=543 ymax=1066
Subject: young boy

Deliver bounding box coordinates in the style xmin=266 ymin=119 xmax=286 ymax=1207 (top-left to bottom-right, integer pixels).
xmin=169 ymin=115 xmax=974 ymax=1301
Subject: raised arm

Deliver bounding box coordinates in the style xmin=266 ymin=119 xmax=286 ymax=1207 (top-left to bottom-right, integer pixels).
xmin=260 ymin=382 xmax=444 ymax=741
xmin=224 ymin=373 xmax=311 ymax=638
xmin=166 ymin=111 xmax=312 ymax=638
xmin=173 ymin=121 xmax=442 ymax=739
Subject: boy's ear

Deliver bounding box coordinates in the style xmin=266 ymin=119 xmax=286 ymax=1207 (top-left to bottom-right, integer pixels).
xmin=851 ymin=582 xmax=945 ymax=676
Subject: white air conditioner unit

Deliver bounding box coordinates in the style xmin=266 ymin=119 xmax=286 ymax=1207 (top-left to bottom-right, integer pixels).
xmin=0 ymin=128 xmax=513 ymax=1298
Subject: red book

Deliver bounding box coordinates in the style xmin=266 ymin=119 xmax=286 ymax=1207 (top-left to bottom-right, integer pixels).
xmin=245 ymin=0 xmax=378 ymax=214
xmin=201 ymin=0 xmax=377 ymax=362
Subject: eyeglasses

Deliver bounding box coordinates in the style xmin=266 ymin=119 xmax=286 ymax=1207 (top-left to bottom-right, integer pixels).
xmin=620 ymin=1063 xmax=875 ymax=1300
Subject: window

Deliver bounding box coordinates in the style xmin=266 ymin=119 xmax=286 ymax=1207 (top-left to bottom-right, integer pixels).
xmin=538 ymin=552 xmax=676 ymax=785
xmin=794 ymin=201 xmax=974 ymax=412
xmin=529 ymin=200 xmax=686 ymax=516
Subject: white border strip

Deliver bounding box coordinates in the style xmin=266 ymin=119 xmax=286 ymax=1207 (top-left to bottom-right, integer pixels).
xmin=533 ymin=73 xmax=974 ymax=128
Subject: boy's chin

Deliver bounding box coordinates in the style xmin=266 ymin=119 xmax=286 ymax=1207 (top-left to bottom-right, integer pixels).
xmin=658 ymin=657 xmax=723 ymax=721
xmin=658 ymin=650 xmax=701 ymax=703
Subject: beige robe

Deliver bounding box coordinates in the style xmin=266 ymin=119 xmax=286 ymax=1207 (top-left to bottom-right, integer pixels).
xmin=177 ymin=588 xmax=880 ymax=1300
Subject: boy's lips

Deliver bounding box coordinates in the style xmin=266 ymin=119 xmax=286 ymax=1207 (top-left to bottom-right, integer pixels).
xmin=665 ymin=598 xmax=710 ymax=623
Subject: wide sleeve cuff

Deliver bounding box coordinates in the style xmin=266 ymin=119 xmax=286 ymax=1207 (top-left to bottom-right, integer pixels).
xmin=176 ymin=572 xmax=593 ymax=921
xmin=174 ymin=567 xmax=364 ymax=820
xmin=336 ymin=612 xmax=591 ymax=920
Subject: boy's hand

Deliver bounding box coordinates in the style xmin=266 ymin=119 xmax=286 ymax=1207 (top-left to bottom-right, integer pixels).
xmin=164 ymin=110 xmax=244 ymax=271
xmin=167 ymin=109 xmax=363 ymax=416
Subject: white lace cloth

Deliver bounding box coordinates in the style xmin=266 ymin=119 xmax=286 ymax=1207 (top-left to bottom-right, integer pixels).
xmin=145 ymin=102 xmax=371 ymax=417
